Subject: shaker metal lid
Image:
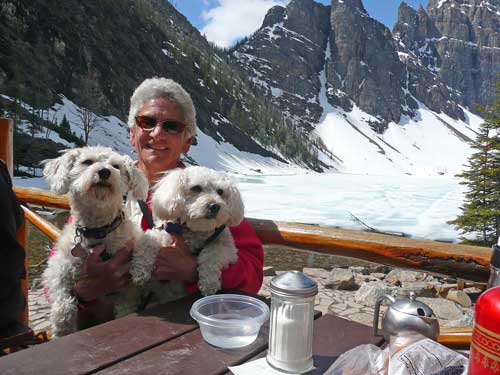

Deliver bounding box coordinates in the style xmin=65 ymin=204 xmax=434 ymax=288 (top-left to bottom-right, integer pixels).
xmin=270 ymin=270 xmax=318 ymax=298
xmin=392 ymin=292 xmax=435 ymax=317
xmin=491 ymin=243 xmax=500 ymax=269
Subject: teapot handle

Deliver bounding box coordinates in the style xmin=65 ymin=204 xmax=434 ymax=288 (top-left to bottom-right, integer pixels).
xmin=373 ymin=294 xmax=396 ymax=337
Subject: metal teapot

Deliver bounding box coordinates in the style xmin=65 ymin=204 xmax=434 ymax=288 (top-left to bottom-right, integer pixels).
xmin=373 ymin=292 xmax=440 ymax=341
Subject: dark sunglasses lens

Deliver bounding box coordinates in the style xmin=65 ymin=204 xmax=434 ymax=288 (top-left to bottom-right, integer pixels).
xmin=136 ymin=116 xmax=156 ymax=129
xmin=161 ymin=121 xmax=186 ymax=134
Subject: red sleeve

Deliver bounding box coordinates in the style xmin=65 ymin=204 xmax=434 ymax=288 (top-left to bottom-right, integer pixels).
xmin=185 ymin=218 xmax=264 ymax=294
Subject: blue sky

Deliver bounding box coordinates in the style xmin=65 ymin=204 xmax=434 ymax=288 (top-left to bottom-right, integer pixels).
xmin=172 ymin=0 xmax=429 ymax=48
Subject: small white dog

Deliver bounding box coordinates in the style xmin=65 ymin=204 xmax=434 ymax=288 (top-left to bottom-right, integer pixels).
xmin=42 ymin=146 xmax=148 ymax=337
xmin=132 ymin=166 xmax=244 ymax=301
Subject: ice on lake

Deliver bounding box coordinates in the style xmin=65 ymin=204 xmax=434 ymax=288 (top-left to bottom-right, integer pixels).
xmin=235 ymin=172 xmax=466 ymax=243
xmin=15 ymin=172 xmax=467 ymax=242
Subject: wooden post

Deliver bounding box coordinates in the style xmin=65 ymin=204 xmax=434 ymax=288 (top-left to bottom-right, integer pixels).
xmin=0 ymin=118 xmax=13 ymax=171
xmin=0 ymin=118 xmax=29 ymax=326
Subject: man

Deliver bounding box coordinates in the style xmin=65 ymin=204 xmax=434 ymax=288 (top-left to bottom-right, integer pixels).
xmin=71 ymin=78 xmax=264 ymax=323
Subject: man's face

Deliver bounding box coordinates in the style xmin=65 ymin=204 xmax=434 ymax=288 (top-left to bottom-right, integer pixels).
xmin=130 ymin=97 xmax=191 ymax=183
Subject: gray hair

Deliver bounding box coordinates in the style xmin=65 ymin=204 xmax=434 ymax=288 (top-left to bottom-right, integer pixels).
xmin=127 ymin=77 xmax=197 ymax=138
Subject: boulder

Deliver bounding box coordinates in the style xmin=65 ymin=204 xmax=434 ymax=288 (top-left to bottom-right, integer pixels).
xmin=418 ymin=297 xmax=464 ymax=321
xmin=326 ymin=268 xmax=357 ymax=290
xmin=446 ymin=290 xmax=472 ymax=308
xmin=354 ymin=281 xmax=395 ymax=306
xmin=385 ymin=269 xmax=426 ymax=285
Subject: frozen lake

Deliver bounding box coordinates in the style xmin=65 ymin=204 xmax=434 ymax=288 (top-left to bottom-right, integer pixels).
xmin=15 ymin=172 xmax=466 ymax=242
xmin=234 ymin=172 xmax=465 ymax=242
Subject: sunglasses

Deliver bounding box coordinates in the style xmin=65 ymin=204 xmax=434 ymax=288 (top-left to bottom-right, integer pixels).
xmin=135 ymin=115 xmax=187 ymax=135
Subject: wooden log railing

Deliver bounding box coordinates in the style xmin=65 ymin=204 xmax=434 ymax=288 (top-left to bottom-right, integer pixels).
xmin=14 ymin=185 xmax=492 ymax=282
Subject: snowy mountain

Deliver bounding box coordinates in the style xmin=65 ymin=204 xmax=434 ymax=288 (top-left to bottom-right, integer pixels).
xmin=1 ymin=0 xmax=499 ymax=177
xmin=230 ymin=0 xmax=499 ymax=176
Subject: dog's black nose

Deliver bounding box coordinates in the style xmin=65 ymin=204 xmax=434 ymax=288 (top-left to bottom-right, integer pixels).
xmin=206 ymin=203 xmax=220 ymax=218
xmin=98 ymin=168 xmax=111 ymax=180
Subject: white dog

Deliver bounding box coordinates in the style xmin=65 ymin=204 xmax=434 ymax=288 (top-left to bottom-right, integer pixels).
xmin=42 ymin=146 xmax=148 ymax=337
xmin=132 ymin=166 xmax=245 ymax=301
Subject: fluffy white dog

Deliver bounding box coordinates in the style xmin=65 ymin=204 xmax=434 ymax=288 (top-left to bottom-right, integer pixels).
xmin=42 ymin=146 xmax=148 ymax=337
xmin=132 ymin=166 xmax=244 ymax=301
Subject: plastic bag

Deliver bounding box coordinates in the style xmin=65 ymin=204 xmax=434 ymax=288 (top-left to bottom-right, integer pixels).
xmin=324 ymin=333 xmax=468 ymax=375
xmin=324 ymin=344 xmax=389 ymax=375
xmin=388 ymin=333 xmax=468 ymax=375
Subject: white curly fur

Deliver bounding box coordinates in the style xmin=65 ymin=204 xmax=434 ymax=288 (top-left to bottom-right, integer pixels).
xmin=42 ymin=146 xmax=149 ymax=337
xmin=132 ymin=166 xmax=244 ymax=299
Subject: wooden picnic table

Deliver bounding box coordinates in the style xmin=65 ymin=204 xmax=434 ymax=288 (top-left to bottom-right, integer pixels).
xmin=0 ymin=294 xmax=383 ymax=375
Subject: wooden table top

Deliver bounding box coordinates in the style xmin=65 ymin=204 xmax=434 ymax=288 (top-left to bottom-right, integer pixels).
xmin=0 ymin=294 xmax=383 ymax=375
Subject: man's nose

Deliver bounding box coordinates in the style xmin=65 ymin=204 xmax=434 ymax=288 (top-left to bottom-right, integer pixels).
xmin=98 ymin=168 xmax=111 ymax=180
xmin=150 ymin=123 xmax=166 ymax=137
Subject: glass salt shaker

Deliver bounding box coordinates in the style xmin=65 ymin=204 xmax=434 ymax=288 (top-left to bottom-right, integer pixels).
xmin=267 ymin=270 xmax=318 ymax=373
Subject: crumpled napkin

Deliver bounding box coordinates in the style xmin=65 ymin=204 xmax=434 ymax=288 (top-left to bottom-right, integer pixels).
xmin=229 ymin=358 xmax=304 ymax=375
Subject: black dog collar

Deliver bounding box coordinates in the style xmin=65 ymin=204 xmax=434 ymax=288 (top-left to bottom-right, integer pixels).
xmin=75 ymin=212 xmax=124 ymax=240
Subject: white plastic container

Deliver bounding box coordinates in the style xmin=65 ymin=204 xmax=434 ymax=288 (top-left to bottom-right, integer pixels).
xmin=190 ymin=294 xmax=270 ymax=349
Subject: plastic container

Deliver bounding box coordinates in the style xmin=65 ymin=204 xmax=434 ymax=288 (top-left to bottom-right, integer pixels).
xmin=190 ymin=294 xmax=270 ymax=349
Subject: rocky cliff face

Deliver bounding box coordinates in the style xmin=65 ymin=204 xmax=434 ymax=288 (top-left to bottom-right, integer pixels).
xmin=328 ymin=0 xmax=413 ymax=129
xmin=231 ymin=0 xmax=330 ymax=130
xmin=232 ymin=0 xmax=499 ymax=133
xmin=395 ymin=0 xmax=500 ymax=110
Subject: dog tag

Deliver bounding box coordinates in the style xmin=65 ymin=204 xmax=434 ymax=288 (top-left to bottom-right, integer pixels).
xmin=71 ymin=243 xmax=87 ymax=258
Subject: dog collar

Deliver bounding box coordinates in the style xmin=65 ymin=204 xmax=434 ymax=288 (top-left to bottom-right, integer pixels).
xmin=75 ymin=212 xmax=125 ymax=241
xmin=161 ymin=222 xmax=184 ymax=235
xmin=193 ymin=225 xmax=226 ymax=256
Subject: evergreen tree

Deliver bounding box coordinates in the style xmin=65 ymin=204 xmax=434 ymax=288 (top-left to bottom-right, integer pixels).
xmin=449 ymin=78 xmax=500 ymax=244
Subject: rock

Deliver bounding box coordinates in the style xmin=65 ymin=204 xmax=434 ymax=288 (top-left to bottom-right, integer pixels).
xmin=418 ymin=297 xmax=464 ymax=321
xmin=394 ymin=282 xmax=435 ymax=298
xmin=355 ymin=274 xmax=368 ymax=284
xmin=263 ymin=266 xmax=276 ymax=277
xmin=303 ymin=267 xmax=330 ymax=280
xmin=354 ymin=281 xmax=395 ymax=306
xmin=441 ymin=310 xmax=474 ymax=327
xmin=385 ymin=269 xmax=426 ymax=285
xmin=370 ymin=273 xmax=386 ymax=280
xmin=350 ymin=266 xmax=369 ymax=275
xmin=326 ymin=268 xmax=357 ymax=290
xmin=446 ymin=290 xmax=472 ymax=308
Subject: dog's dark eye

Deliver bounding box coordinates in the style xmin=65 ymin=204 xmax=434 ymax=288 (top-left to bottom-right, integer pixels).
xmin=216 ymin=189 xmax=224 ymax=196
xmin=112 ymin=164 xmax=120 ymax=170
xmin=190 ymin=185 xmax=202 ymax=193
xmin=82 ymin=159 xmax=93 ymax=166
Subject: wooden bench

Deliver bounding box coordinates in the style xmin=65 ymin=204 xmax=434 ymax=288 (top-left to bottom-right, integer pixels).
xmin=0 ymin=322 xmax=34 ymax=353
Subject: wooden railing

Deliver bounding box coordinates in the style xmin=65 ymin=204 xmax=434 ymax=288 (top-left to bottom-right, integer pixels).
xmin=13 ymin=185 xmax=492 ymax=281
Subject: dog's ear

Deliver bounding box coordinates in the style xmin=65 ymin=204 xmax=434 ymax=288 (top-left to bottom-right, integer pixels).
xmin=151 ymin=169 xmax=185 ymax=221
xmin=225 ymin=179 xmax=245 ymax=227
xmin=42 ymin=149 xmax=81 ymax=194
xmin=122 ymin=156 xmax=148 ymax=200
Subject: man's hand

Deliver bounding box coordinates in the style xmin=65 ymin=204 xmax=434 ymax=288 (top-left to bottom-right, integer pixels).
xmin=153 ymin=235 xmax=198 ymax=283
xmin=73 ymin=240 xmax=134 ymax=302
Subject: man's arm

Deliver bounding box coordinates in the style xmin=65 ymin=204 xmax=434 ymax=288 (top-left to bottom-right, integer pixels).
xmin=220 ymin=219 xmax=264 ymax=293
xmin=184 ymin=218 xmax=264 ymax=294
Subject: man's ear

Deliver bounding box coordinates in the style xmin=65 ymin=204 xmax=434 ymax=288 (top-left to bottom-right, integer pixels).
xmin=182 ymin=136 xmax=192 ymax=155
xmin=42 ymin=148 xmax=81 ymax=194
xmin=129 ymin=126 xmax=137 ymax=148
